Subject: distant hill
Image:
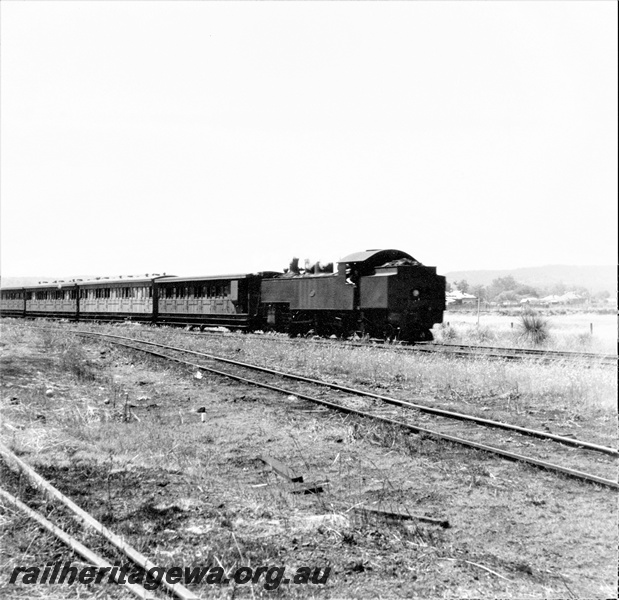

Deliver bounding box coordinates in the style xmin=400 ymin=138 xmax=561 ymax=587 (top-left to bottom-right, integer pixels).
xmin=445 ymin=265 xmax=616 ymax=294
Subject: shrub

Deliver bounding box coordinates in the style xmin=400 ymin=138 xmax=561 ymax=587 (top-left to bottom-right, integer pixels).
xmin=518 ymin=310 xmax=550 ymax=345
xmin=439 ymin=323 xmax=458 ymax=342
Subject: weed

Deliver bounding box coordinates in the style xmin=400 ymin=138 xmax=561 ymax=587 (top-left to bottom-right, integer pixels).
xmin=438 ymin=323 xmax=459 ymax=342
xmin=470 ymin=325 xmax=496 ymax=344
xmin=518 ymin=309 xmax=550 ymax=345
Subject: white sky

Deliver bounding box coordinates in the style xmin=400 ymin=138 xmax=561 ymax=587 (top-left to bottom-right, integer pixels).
xmin=1 ymin=2 xmax=617 ymax=278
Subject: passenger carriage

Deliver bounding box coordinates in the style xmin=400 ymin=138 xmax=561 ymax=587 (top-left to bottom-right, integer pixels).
xmin=0 ymin=287 xmax=27 ymax=318
xmin=77 ymin=276 xmax=161 ymax=321
xmin=24 ymin=282 xmax=79 ymax=319
xmin=155 ymin=273 xmax=276 ymax=330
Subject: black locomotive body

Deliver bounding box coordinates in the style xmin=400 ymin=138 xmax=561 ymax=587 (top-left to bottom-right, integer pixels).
xmin=0 ymin=249 xmax=445 ymax=341
xmin=261 ymin=249 xmax=445 ymax=342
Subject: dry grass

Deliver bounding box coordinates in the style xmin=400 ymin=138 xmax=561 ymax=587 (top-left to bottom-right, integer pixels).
xmin=436 ymin=311 xmax=617 ymax=354
xmin=1 ymin=320 xmax=617 ymax=599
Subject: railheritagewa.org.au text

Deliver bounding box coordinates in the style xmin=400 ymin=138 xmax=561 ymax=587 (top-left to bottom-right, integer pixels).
xmin=9 ymin=562 xmax=331 ymax=591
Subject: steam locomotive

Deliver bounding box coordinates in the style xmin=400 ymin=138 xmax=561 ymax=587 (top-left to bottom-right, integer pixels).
xmin=0 ymin=249 xmax=445 ymax=342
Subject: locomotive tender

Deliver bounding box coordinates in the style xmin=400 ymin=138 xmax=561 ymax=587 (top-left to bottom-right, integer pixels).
xmin=0 ymin=249 xmax=445 ymax=342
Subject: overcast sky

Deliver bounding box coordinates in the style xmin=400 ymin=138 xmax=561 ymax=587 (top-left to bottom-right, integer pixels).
xmin=1 ymin=2 xmax=616 ymax=278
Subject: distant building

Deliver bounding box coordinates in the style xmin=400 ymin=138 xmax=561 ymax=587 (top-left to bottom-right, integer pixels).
xmin=446 ymin=289 xmax=477 ymax=306
xmin=539 ymin=292 xmax=585 ymax=305
xmin=520 ymin=297 xmax=541 ymax=305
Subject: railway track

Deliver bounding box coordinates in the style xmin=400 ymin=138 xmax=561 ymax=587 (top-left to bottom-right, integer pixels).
xmin=0 ymin=443 xmax=197 ymax=600
xmin=413 ymin=342 xmax=618 ymax=365
xmin=10 ymin=316 xmax=617 ymax=365
xmin=74 ymin=330 xmax=618 ymax=490
xmin=157 ymin=325 xmax=618 ymax=366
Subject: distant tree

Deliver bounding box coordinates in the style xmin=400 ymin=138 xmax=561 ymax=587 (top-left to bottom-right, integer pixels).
xmin=454 ymin=279 xmax=469 ymax=293
xmin=471 ymin=284 xmax=486 ymax=300
xmin=445 ymin=281 xmax=453 ymax=293
xmin=515 ymin=284 xmax=538 ymax=298
xmin=495 ymin=290 xmax=519 ymax=304
xmin=550 ymin=282 xmax=567 ymax=295
xmin=488 ymin=276 xmax=518 ymax=300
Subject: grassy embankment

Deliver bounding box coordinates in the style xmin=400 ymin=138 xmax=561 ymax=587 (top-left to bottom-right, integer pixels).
xmin=0 ymin=320 xmax=616 ymax=598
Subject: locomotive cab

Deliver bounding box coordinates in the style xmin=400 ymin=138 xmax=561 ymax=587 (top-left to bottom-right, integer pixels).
xmin=340 ymin=249 xmax=446 ymax=342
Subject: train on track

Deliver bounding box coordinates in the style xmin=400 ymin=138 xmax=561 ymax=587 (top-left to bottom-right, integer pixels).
xmin=0 ymin=249 xmax=446 ymax=342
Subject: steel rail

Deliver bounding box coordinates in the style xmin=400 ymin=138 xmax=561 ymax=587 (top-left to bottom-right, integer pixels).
xmin=0 ymin=442 xmax=199 ymax=600
xmin=429 ymin=343 xmax=617 ymax=360
xmin=73 ymin=330 xmax=618 ymax=457
xmin=170 ymin=328 xmax=617 ymax=364
xmin=0 ymin=487 xmax=155 ymax=600
xmin=413 ymin=344 xmax=617 ymax=364
xmin=91 ymin=336 xmax=617 ymax=490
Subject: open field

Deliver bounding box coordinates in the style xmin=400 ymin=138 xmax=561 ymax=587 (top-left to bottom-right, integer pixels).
xmin=0 ymin=320 xmax=617 ymax=599
xmin=435 ymin=311 xmax=617 ymax=354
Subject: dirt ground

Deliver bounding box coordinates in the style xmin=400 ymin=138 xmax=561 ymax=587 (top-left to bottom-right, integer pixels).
xmin=0 ymin=322 xmax=617 ymax=599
